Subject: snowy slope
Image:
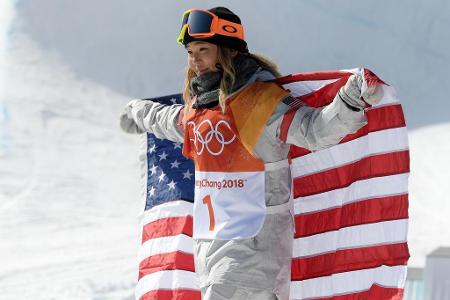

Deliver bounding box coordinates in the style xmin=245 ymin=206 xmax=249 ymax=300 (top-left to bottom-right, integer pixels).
xmin=1 ymin=0 xmax=449 ymax=299
xmin=408 ymin=124 xmax=450 ymax=265
xmin=0 ymin=4 xmax=142 ymax=299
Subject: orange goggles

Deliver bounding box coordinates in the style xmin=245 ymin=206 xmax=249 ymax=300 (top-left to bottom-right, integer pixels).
xmin=177 ymin=9 xmax=244 ymax=45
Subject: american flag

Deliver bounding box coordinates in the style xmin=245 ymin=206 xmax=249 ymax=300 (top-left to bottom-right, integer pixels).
xmin=135 ymin=69 xmax=410 ymax=300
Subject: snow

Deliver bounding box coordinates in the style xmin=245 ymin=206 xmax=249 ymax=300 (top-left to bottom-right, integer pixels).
xmin=0 ymin=0 xmax=449 ymax=299
xmin=408 ymin=123 xmax=450 ymax=266
xmin=0 ymin=4 xmax=141 ymax=299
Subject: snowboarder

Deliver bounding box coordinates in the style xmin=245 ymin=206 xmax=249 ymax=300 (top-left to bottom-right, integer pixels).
xmin=120 ymin=7 xmax=382 ymax=300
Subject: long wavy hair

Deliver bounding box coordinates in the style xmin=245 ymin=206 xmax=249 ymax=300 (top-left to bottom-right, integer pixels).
xmin=182 ymin=46 xmax=281 ymax=118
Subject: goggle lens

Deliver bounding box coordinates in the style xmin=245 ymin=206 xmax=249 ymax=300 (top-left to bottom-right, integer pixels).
xmin=184 ymin=11 xmax=214 ymax=34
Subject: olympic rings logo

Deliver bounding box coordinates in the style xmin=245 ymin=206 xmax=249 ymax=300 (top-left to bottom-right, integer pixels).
xmin=187 ymin=119 xmax=236 ymax=156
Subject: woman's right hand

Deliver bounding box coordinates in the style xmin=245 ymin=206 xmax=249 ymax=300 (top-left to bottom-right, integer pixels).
xmin=119 ymin=99 xmax=146 ymax=134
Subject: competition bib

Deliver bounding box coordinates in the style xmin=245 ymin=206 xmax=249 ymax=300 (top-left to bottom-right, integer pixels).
xmin=193 ymin=171 xmax=266 ymax=239
xmin=182 ymin=82 xmax=289 ymax=240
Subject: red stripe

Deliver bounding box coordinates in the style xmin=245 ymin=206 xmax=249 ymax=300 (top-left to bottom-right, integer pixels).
xmin=290 ymin=104 xmax=406 ymax=158
xmin=275 ymin=70 xmax=351 ymax=85
xmin=340 ymin=104 xmax=406 ymax=144
xmin=298 ymin=76 xmax=350 ymax=108
xmin=364 ymin=69 xmax=386 ymax=87
xmin=294 ymin=195 xmax=409 ymax=238
xmin=140 ymin=289 xmax=201 ymax=300
xmin=142 ymin=216 xmax=193 ymax=242
xmin=306 ymin=284 xmax=404 ymax=300
xmin=290 ymin=146 xmax=312 ymax=157
xmin=292 ymin=243 xmax=409 ymax=281
xmin=293 ymin=151 xmax=410 ymax=198
xmin=279 ymin=108 xmax=297 ymax=142
xmin=138 ymin=251 xmax=195 ymax=280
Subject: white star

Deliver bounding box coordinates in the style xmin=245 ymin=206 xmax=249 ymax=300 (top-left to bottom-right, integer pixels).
xmin=158 ymin=151 xmax=168 ymax=161
xmin=158 ymin=171 xmax=166 ymax=183
xmin=170 ymin=97 xmax=177 ymax=104
xmin=167 ymin=180 xmax=176 ymax=190
xmin=149 ymin=144 xmax=157 ymax=154
xmin=150 ymin=164 xmax=158 ymax=175
xmin=173 ymin=142 xmax=182 ymax=149
xmin=148 ymin=186 xmax=156 ymax=197
xmin=182 ymin=169 xmax=193 ymax=180
xmin=170 ymin=160 xmax=181 ymax=169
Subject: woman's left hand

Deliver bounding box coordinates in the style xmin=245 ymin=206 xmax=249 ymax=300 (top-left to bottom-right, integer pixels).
xmin=361 ymin=82 xmax=384 ymax=106
xmin=338 ymin=72 xmax=384 ymax=110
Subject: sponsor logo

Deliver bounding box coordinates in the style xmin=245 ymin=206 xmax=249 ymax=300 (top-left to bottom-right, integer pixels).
xmin=187 ymin=119 xmax=236 ymax=156
xmin=222 ymin=25 xmax=238 ymax=33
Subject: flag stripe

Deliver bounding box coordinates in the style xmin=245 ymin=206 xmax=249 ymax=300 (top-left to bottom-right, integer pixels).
xmin=339 ymin=104 xmax=406 ymax=144
xmin=293 ymin=219 xmax=408 ymax=258
xmin=138 ymin=251 xmax=195 ymax=280
xmin=136 ymin=270 xmax=199 ymax=300
xmin=279 ymin=107 xmax=298 ymax=143
xmin=138 ymin=235 xmax=193 ymax=263
xmin=293 ymin=151 xmax=410 ymax=198
xmin=291 ymin=243 xmax=409 ymax=281
xmin=142 ymin=201 xmax=193 ymax=227
xmin=294 ymin=194 xmax=408 ymax=238
xmin=142 ymin=216 xmax=193 ymax=242
xmin=294 ymin=173 xmax=408 ymax=215
xmin=276 ymin=71 xmax=352 ymax=85
xmin=298 ymin=285 xmax=404 ymax=300
xmin=290 ymin=127 xmax=408 ymax=178
xmin=140 ymin=289 xmax=201 ymax=300
xmin=289 ymin=265 xmax=407 ymax=299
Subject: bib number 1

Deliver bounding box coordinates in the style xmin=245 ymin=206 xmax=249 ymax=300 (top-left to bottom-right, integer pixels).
xmin=202 ymin=195 xmax=215 ymax=231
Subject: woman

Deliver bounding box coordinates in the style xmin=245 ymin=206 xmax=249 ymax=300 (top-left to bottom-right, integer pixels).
xmin=120 ymin=7 xmax=381 ymax=300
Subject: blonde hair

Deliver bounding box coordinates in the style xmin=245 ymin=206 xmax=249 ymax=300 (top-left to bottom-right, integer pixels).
xmin=182 ymin=47 xmax=281 ymax=120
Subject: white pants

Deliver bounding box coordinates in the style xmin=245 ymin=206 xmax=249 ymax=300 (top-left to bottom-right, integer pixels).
xmin=202 ymin=284 xmax=278 ymax=300
xmin=194 ymin=207 xmax=293 ymax=300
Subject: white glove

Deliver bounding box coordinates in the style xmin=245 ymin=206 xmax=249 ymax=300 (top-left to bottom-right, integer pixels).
xmin=119 ymin=100 xmax=146 ymax=134
xmin=338 ymin=73 xmax=384 ymax=110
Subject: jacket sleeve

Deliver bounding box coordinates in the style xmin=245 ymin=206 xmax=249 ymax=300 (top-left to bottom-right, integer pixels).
xmin=267 ymin=94 xmax=367 ymax=151
xmin=128 ymin=99 xmax=185 ymax=143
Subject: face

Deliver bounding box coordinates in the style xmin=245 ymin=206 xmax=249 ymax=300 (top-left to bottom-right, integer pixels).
xmin=186 ymin=41 xmax=219 ymax=76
